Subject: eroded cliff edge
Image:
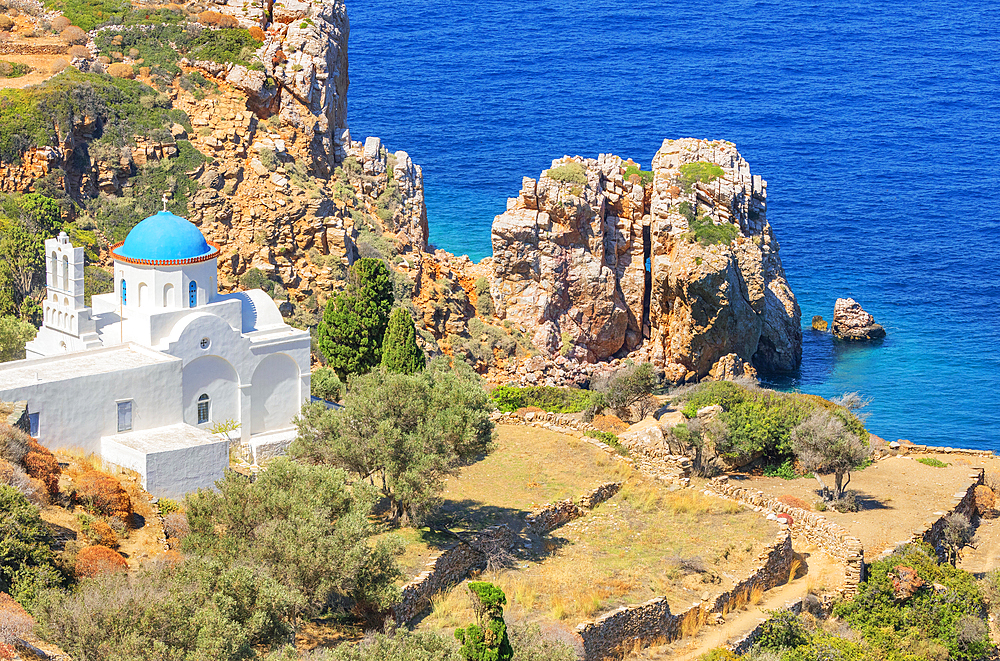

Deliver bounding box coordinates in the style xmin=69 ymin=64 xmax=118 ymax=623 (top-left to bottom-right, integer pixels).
xmin=489 ymin=139 xmax=801 ymax=382
xmin=0 ymin=0 xmax=801 ymax=385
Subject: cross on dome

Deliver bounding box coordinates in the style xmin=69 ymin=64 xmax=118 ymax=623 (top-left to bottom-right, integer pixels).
xmin=162 ymin=192 xmax=169 ymax=211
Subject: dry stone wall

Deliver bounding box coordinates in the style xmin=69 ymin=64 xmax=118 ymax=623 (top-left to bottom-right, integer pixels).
xmin=393 ymin=525 xmax=516 ymax=624
xmin=574 ymin=530 xmax=792 ymax=660
xmin=705 ymin=476 xmax=865 ymax=595
xmin=525 ymin=482 xmax=621 ymax=534
xmin=4 ymin=401 xmax=29 ymax=433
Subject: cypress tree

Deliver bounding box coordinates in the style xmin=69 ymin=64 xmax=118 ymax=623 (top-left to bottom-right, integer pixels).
xmin=380 ymin=307 xmax=425 ymax=374
xmin=317 ymin=258 xmax=394 ymax=380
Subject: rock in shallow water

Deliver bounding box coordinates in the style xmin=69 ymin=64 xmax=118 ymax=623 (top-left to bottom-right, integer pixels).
xmin=832 ymin=298 xmax=886 ymax=341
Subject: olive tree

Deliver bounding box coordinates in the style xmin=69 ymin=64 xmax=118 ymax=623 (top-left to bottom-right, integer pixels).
xmin=791 ymin=409 xmax=870 ymax=501
xmin=292 ymin=357 xmax=494 ymax=524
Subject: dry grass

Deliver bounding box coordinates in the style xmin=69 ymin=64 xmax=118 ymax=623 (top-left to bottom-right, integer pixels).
xmin=412 ymin=428 xmax=776 ymax=634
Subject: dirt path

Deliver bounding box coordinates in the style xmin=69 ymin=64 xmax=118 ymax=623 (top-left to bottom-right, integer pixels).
xmin=630 ymin=544 xmax=844 ymax=660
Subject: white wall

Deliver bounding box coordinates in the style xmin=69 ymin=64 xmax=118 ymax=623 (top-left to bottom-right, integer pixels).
xmin=250 ymin=353 xmax=300 ymax=434
xmin=182 ymin=355 xmax=240 ymax=429
xmin=0 ymin=360 xmax=183 ymax=455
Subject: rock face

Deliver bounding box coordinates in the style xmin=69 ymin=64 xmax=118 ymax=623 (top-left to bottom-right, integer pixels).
xmin=189 ymin=0 xmax=351 ymax=171
xmin=832 ymin=298 xmax=885 ymax=341
xmin=490 ymin=138 xmax=801 ymax=382
xmin=707 ymin=353 xmax=758 ymax=382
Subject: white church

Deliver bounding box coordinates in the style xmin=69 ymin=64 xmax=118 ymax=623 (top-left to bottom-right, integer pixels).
xmin=0 ymin=206 xmax=311 ymax=497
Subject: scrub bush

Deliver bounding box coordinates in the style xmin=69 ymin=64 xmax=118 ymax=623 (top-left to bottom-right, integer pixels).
xmin=23 ymin=438 xmax=60 ymax=497
xmin=310 ymin=366 xmax=343 ymax=402
xmin=489 ymin=385 xmax=592 ymax=414
xmin=0 ymin=423 xmax=29 ymax=464
xmin=545 ymin=162 xmax=586 ymax=185
xmin=75 ymin=471 xmax=133 ymax=524
xmin=74 ymin=546 xmax=127 ymax=578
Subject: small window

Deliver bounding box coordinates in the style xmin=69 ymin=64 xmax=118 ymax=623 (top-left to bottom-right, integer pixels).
xmin=28 ymin=413 xmax=39 ymax=437
xmin=189 ymin=281 xmax=197 ymax=307
xmin=117 ymin=401 xmax=133 ymax=433
xmin=197 ymin=393 xmax=210 ymax=424
xmin=199 ymin=337 xmax=210 ymax=350
xmin=121 ymin=279 xmax=127 ymax=305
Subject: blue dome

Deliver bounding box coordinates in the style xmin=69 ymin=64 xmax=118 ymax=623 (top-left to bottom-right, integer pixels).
xmin=116 ymin=211 xmax=215 ymax=263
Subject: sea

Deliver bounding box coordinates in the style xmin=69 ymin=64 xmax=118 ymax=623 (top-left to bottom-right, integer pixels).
xmin=346 ymin=0 xmax=1000 ymax=450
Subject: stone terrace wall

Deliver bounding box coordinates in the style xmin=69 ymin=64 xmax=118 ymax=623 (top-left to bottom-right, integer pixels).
xmin=575 ymin=530 xmax=792 ymax=661
xmin=705 ymin=476 xmax=865 ymax=596
xmin=869 ymin=468 xmax=984 ymax=562
xmin=393 ymin=525 xmax=516 ymax=624
xmin=729 ymin=598 xmax=804 ymax=655
xmin=525 ymin=482 xmax=622 ymax=534
xmin=526 ymin=499 xmax=583 ymax=534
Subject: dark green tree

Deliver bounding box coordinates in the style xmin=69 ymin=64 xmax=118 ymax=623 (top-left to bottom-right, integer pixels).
xmin=292 ymin=357 xmax=494 ymax=524
xmin=0 ymin=219 xmax=44 ymax=305
xmin=318 ymin=258 xmax=394 ymax=380
xmin=381 ymin=307 xmax=425 ymax=374
xmin=1 ymin=193 xmax=61 ymax=237
xmin=455 ymin=582 xmax=513 ymax=661
xmin=0 ymin=315 xmax=37 ymax=362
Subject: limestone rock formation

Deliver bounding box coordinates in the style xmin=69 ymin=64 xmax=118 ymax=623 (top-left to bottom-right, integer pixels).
xmin=490 ymin=138 xmax=801 ymax=382
xmin=811 ymin=315 xmax=828 ymax=331
xmin=707 ymin=353 xmax=758 ymax=382
xmin=832 ymin=298 xmax=885 ymax=341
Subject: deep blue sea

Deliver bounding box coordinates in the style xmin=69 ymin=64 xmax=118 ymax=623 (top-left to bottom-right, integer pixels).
xmin=346 ymin=0 xmax=1000 ymax=449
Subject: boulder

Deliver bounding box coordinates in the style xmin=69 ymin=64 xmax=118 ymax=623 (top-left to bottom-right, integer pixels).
xmin=811 ymin=315 xmax=828 ymax=331
xmin=832 ymin=298 xmax=886 ymax=341
xmin=707 ymin=353 xmax=758 ymax=382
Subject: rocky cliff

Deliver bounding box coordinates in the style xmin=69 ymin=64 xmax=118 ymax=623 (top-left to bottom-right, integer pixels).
xmin=0 ymin=3 xmax=802 ymax=385
xmin=490 ymin=138 xmax=801 ymax=382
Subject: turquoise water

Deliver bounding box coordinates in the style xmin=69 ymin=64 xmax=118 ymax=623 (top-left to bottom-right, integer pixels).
xmin=346 ymin=0 xmax=1000 ymax=449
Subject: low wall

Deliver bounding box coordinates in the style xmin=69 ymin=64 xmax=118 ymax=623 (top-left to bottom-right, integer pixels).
xmin=574 ymin=530 xmax=792 ymax=661
xmin=393 ymin=524 xmax=517 ymax=624
xmin=526 ymin=499 xmax=582 ymax=534
xmin=705 ymin=477 xmax=865 ymax=595
xmin=866 ymin=468 xmax=984 ymax=562
xmin=525 ymin=482 xmax=622 ymax=534
xmin=0 ymin=43 xmax=68 ymax=55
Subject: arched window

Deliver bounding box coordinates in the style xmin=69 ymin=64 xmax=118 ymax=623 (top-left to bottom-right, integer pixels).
xmin=138 ymin=283 xmax=148 ymax=308
xmin=197 ymin=393 xmax=210 ymax=424
xmin=121 ymin=279 xmax=127 ymax=306
xmin=49 ymin=251 xmax=57 ymax=287
xmin=163 ymin=283 xmax=174 ymax=307
xmin=62 ymin=255 xmax=69 ymax=290
xmin=189 ymin=281 xmax=197 ymax=307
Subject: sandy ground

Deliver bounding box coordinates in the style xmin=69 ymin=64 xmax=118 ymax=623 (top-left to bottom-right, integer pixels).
xmin=0 ymin=53 xmax=61 ymax=89
xmin=744 ymin=453 xmax=979 ymax=560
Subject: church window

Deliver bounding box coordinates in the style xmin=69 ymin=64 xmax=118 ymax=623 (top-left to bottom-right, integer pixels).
xmin=117 ymin=401 xmax=132 ymax=432
xmin=62 ymin=255 xmax=68 ymax=290
xmin=200 ymin=337 xmax=210 ymax=350
xmin=189 ymin=281 xmax=197 ymax=307
xmin=121 ymin=279 xmax=127 ymax=305
xmin=28 ymin=413 xmax=39 ymax=437
xmin=197 ymin=394 xmax=210 ymax=424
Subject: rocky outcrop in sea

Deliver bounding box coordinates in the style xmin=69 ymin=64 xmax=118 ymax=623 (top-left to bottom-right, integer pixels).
xmin=832 ymin=298 xmax=885 ymax=341
xmin=489 ymin=138 xmax=801 ymax=382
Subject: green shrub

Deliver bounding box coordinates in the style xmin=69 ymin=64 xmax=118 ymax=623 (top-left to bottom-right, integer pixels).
xmin=239 ymin=267 xmax=275 ymax=295
xmin=455 ymin=582 xmax=513 ymax=661
xmin=674 ymin=381 xmax=867 ymax=463
xmin=688 ymin=216 xmax=738 ymax=246
xmin=0 ymin=61 xmax=31 ymax=78
xmin=44 ymin=0 xmax=130 ymax=31
xmin=756 ymin=610 xmax=810 ymax=650
xmin=833 ymin=543 xmax=989 ymax=661
xmin=489 ymin=385 xmax=592 ymax=414
xmin=762 ymin=459 xmax=798 ymax=480
xmin=157 ymin=498 xmax=180 ymax=516
xmin=545 ymin=162 xmax=586 ymax=185
xmin=623 ymin=164 xmax=653 ymax=186
xmin=678 ymin=161 xmax=724 ymax=190
xmin=0 ymin=485 xmax=63 ymax=604
xmin=917 ymin=457 xmax=948 ymax=468
xmin=584 ymin=430 xmax=628 ymax=456
xmin=310 ymin=367 xmax=343 ymax=402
